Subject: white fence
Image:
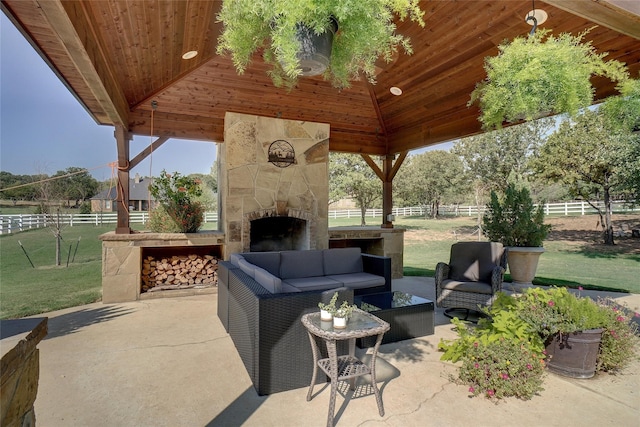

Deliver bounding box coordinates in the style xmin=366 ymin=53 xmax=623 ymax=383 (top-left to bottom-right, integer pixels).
xmin=1 ymin=201 xmax=637 ymax=234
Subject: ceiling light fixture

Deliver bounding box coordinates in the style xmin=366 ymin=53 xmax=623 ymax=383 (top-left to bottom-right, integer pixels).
xmin=182 ymin=50 xmax=198 ymax=60
xmin=524 ymin=0 xmax=547 ymax=35
xmin=390 ymin=86 xmax=403 ymax=96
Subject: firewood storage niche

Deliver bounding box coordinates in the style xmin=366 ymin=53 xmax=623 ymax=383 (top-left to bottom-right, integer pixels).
xmin=141 ymin=245 xmax=222 ymax=293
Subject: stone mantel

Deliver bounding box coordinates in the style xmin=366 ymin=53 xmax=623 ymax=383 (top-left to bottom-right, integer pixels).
xmin=99 ymin=231 xmax=225 ymax=245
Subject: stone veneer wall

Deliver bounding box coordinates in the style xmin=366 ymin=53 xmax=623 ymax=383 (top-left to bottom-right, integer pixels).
xmin=221 ymin=112 xmax=330 ymax=255
xmin=1 ymin=318 xmax=47 ymax=427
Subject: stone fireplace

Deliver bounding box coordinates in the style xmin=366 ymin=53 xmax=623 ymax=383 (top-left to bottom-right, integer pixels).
xmin=220 ymin=112 xmax=330 ymax=254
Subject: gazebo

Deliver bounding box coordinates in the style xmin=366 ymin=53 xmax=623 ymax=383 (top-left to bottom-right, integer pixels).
xmin=3 ymin=0 xmax=639 ymax=233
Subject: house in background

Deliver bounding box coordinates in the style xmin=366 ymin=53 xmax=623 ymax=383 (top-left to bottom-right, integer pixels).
xmin=91 ymin=173 xmax=155 ymax=212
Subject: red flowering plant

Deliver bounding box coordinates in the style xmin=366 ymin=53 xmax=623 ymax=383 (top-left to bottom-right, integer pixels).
xmin=512 ymin=286 xmax=639 ymax=373
xmin=439 ymin=298 xmax=547 ymax=400
xmin=148 ymin=170 xmax=204 ymax=233
xmin=439 ymin=287 xmax=639 ymax=399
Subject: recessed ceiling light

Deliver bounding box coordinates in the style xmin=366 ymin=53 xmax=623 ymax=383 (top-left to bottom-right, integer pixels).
xmin=390 ymin=86 xmax=402 ymax=96
xmin=524 ymin=9 xmax=548 ymax=26
xmin=182 ymin=50 xmax=198 ymax=60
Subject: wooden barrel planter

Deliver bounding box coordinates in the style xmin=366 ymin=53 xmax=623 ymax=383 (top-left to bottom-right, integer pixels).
xmin=545 ymin=329 xmax=604 ymax=379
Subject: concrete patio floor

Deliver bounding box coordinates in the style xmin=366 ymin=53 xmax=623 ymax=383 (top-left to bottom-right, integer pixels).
xmin=33 ymin=277 xmax=640 ymax=427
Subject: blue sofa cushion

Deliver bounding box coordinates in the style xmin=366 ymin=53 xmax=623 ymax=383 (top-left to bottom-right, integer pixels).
xmin=328 ymin=273 xmax=385 ymax=289
xmin=242 ymin=252 xmax=281 ymax=276
xmin=322 ymin=247 xmax=363 ymax=275
xmin=253 ymin=266 xmax=282 ymax=294
xmin=279 ymin=250 xmax=324 ymax=279
xmin=283 ymin=276 xmax=343 ymax=291
xmin=237 ymin=257 xmax=255 ymax=278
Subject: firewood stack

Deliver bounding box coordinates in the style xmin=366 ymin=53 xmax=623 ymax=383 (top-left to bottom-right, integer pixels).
xmin=142 ymin=254 xmax=218 ymax=292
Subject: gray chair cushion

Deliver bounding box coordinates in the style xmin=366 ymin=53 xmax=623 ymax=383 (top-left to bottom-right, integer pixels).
xmin=449 ymin=242 xmax=503 ymax=283
xmin=441 ymin=279 xmax=493 ymax=294
xmin=242 ymin=252 xmax=281 ymax=276
xmin=253 ymin=266 xmax=282 ymax=294
xmin=279 ymin=250 xmax=324 ymax=279
xmin=323 ymin=247 xmax=363 ymax=275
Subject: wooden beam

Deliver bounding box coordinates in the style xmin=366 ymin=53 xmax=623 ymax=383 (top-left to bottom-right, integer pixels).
xmin=543 ymin=0 xmax=640 ymax=39
xmin=129 ymin=137 xmax=169 ymax=170
xmin=37 ymin=0 xmax=129 ymax=126
xmin=115 ymin=126 xmax=131 ymax=234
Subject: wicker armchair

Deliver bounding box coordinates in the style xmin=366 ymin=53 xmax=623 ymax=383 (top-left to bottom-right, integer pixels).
xmin=435 ymin=242 xmax=506 ymax=319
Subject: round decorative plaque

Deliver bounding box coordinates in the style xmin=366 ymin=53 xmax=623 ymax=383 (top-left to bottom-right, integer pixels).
xmin=268 ymin=140 xmax=295 ymax=168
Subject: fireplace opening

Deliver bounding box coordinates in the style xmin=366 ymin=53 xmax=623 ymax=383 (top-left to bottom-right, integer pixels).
xmin=250 ymin=217 xmax=308 ymax=252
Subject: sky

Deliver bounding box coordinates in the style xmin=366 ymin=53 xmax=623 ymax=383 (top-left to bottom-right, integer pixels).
xmin=0 ymin=14 xmax=217 ymax=182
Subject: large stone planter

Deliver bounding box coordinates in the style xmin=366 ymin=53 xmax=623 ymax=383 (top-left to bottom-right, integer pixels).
xmin=506 ymin=246 xmax=544 ymax=286
xmin=545 ymin=329 xmax=604 ymax=379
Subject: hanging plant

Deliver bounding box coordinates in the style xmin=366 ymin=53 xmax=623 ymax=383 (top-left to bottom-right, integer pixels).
xmin=469 ymin=29 xmax=629 ymax=129
xmin=216 ymin=0 xmax=424 ymax=89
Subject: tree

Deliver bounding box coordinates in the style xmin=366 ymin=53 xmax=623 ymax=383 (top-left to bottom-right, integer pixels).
xmin=329 ymin=153 xmax=381 ymax=226
xmin=0 ymin=172 xmax=40 ymax=201
xmin=531 ymin=109 xmax=636 ymax=245
xmin=452 ymin=119 xmax=552 ymax=232
xmin=51 ymin=167 xmax=99 ymax=206
xmin=394 ymin=150 xmax=467 ymax=218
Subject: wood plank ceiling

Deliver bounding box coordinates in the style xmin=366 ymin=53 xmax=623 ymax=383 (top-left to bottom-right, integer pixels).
xmin=3 ymin=0 xmax=639 ymax=157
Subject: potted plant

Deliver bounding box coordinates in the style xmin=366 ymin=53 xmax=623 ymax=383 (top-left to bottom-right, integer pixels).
xmin=318 ymin=291 xmax=339 ymax=321
xmin=482 ymin=183 xmax=552 ymax=286
xmin=148 ymin=170 xmax=205 ymax=233
xmin=333 ymin=300 xmax=356 ymax=329
xmin=499 ymin=287 xmax=638 ymax=378
xmin=216 ymin=0 xmax=425 ymax=89
xmin=469 ymin=29 xmax=629 ymax=130
xmin=439 ymin=288 xmax=639 ymax=398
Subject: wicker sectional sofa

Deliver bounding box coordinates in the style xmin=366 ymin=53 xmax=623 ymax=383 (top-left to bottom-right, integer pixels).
xmin=217 ymin=247 xmax=391 ymax=395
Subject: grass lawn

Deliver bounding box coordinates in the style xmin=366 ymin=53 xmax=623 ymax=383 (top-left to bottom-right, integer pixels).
xmin=1 ymin=214 xmax=638 ymax=318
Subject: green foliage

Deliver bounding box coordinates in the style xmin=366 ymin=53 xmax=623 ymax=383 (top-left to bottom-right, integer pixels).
xmin=596 ymin=298 xmax=639 ymax=372
xmin=451 ymin=119 xmax=552 ymax=195
xmin=146 ymin=205 xmax=181 ymax=233
xmin=531 ymin=108 xmax=637 ymax=243
xmin=439 ymin=314 xmax=546 ymax=400
xmin=51 ymin=167 xmax=99 ymax=204
xmin=148 ymin=170 xmax=204 ymax=233
xmin=440 ymin=287 xmax=639 ymax=399
xmin=470 ymin=29 xmax=629 ymax=129
xmin=329 ymin=153 xmax=381 ymax=225
xmin=393 ymin=150 xmax=468 ymax=217
xmin=482 ymin=184 xmax=551 ymax=247
xmin=79 ymin=202 xmax=91 ymax=214
xmin=318 ymin=291 xmax=339 ymax=313
xmin=216 ymin=0 xmax=424 ymax=89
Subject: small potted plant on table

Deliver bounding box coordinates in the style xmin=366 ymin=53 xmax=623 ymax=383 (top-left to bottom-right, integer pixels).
xmin=332 ymin=300 xmax=356 ymax=329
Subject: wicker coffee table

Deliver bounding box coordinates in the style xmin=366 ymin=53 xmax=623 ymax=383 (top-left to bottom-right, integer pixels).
xmin=354 ymin=291 xmax=435 ymax=347
xmin=301 ymin=309 xmax=390 ymax=427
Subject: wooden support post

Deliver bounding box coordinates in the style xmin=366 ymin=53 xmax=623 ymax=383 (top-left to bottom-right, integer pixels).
xmin=115 ymin=126 xmax=132 ymax=234
xmin=361 ymin=152 xmax=407 ymax=229
xmin=381 ymin=155 xmax=394 ymax=229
